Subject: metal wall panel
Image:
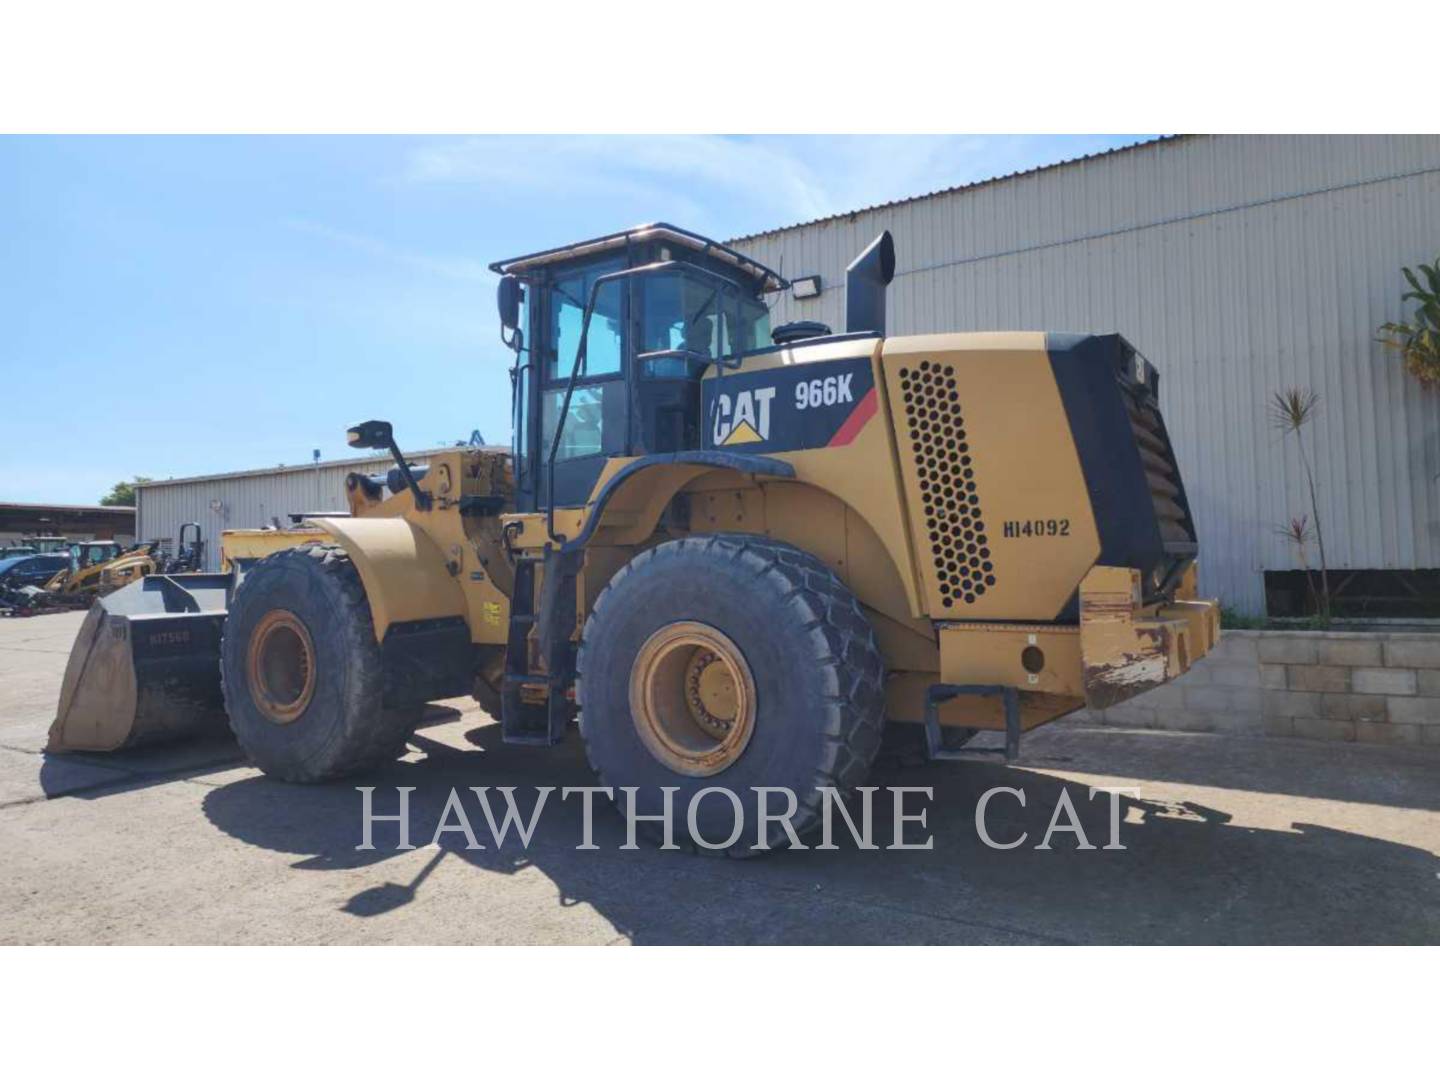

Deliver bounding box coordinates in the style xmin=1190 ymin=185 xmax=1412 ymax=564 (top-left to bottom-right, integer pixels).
xmin=136 ymin=454 xmax=432 ymax=571
xmin=736 ymin=135 xmax=1440 ymax=613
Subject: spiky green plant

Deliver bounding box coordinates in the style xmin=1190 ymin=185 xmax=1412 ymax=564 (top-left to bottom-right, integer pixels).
xmin=1378 ymin=258 xmax=1440 ymax=385
xmin=1270 ymin=388 xmax=1331 ymax=622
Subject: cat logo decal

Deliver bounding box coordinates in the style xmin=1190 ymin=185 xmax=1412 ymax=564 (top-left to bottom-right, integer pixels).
xmin=712 ymin=387 xmax=776 ymax=446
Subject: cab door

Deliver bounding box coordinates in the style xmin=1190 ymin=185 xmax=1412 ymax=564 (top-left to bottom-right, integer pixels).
xmin=538 ymin=258 xmax=629 ymax=508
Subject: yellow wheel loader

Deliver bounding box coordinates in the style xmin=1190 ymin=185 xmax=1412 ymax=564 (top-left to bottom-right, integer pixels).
xmin=43 ymin=524 xmax=206 ymax=604
xmin=49 ymin=223 xmax=1219 ymax=848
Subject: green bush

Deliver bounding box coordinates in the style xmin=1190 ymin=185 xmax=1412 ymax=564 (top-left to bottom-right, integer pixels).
xmin=1219 ymin=605 xmax=1266 ymax=630
xmin=1378 ymin=258 xmax=1440 ymax=386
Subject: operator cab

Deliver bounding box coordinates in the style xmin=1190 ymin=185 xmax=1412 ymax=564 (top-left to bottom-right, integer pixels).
xmin=491 ymin=224 xmax=786 ymax=511
xmin=70 ymin=541 xmax=121 ymax=570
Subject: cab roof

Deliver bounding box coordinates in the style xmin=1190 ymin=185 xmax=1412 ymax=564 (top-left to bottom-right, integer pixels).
xmin=488 ymin=223 xmax=788 ymax=293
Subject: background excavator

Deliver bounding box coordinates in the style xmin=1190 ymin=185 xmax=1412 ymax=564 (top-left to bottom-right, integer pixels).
xmin=49 ymin=223 xmax=1218 ymax=849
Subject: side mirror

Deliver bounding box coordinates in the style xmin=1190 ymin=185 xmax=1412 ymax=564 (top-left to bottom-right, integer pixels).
xmin=497 ymin=274 xmax=522 ymax=331
xmin=347 ymin=419 xmax=394 ymax=450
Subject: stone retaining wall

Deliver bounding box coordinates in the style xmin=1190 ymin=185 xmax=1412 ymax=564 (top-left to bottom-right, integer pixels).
xmin=1075 ymin=629 xmax=1440 ymax=746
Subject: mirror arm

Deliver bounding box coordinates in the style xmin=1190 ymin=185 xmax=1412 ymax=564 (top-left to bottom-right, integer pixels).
xmin=385 ymin=436 xmax=432 ymax=511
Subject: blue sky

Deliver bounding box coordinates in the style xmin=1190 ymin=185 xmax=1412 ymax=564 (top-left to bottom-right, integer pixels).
xmin=0 ymin=135 xmax=1150 ymax=505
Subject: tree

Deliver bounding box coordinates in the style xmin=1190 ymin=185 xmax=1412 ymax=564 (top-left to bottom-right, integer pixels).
xmin=99 ymin=476 xmax=152 ymax=507
xmin=1378 ymin=257 xmax=1440 ymax=385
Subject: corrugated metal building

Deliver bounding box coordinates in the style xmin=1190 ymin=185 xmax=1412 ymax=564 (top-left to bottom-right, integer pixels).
xmin=137 ymin=135 xmax=1440 ymax=612
xmin=732 ymin=134 xmax=1440 ymax=614
xmin=136 ymin=453 xmax=440 ymax=571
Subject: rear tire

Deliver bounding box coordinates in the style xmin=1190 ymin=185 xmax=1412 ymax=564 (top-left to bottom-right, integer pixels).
xmin=576 ymin=534 xmax=885 ymax=854
xmin=220 ymin=544 xmax=421 ymax=782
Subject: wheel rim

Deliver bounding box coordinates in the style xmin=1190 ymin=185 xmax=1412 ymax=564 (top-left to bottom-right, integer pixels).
xmin=629 ymin=621 xmax=756 ymax=776
xmin=247 ymin=609 xmax=317 ymax=725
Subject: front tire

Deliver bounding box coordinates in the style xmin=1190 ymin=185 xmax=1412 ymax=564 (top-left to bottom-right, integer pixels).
xmin=576 ymin=534 xmax=885 ymax=853
xmin=220 ymin=544 xmax=421 ymax=782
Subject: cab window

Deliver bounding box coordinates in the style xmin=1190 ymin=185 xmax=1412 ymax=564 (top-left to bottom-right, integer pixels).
xmin=547 ymin=261 xmax=623 ymax=381
xmin=541 ymin=383 xmax=626 ymax=461
xmin=543 ymin=270 xmax=626 ymax=462
xmin=638 ymin=270 xmax=771 ymax=361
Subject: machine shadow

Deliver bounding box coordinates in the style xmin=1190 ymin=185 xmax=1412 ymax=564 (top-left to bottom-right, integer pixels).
xmin=1018 ymin=724 xmax=1440 ymax=814
xmin=39 ymin=735 xmax=244 ymax=798
xmin=38 ymin=705 xmax=467 ymax=800
xmin=200 ymin=720 xmax=1440 ymax=945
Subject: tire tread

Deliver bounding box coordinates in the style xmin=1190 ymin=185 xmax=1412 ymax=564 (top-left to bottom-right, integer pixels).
xmin=221 ymin=543 xmax=418 ymax=782
xmin=576 ymin=533 xmax=885 ymax=853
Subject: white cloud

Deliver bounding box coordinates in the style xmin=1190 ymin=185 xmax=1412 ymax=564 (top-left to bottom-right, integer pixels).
xmin=283 ymin=218 xmax=492 ymax=282
xmin=403 ymin=135 xmax=828 ymax=223
xmin=398 ymin=134 xmax=1145 ymax=236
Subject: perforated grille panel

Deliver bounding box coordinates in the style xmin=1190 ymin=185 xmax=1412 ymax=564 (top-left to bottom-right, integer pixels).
xmin=898 ymin=360 xmax=995 ymax=608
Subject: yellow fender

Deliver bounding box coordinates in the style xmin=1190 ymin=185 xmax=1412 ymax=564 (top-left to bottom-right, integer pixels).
xmin=306 ymin=516 xmax=465 ymax=641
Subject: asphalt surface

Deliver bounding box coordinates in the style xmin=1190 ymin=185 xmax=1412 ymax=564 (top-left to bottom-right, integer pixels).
xmin=1 ymin=609 xmax=1437 ymax=944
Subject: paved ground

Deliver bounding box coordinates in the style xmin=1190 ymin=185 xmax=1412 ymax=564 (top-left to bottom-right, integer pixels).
xmin=1 ymin=610 xmax=1437 ymax=944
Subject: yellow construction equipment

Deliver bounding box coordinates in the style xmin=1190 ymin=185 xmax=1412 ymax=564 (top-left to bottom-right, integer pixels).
xmin=44 ymin=540 xmax=149 ymax=601
xmin=50 ymin=223 xmax=1219 ymax=849
xmin=42 ymin=524 xmax=206 ymax=604
xmin=219 ymin=523 xmax=325 ymax=573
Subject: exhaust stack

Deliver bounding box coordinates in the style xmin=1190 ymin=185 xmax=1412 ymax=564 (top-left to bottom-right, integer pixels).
xmin=845 ymin=230 xmax=896 ymax=336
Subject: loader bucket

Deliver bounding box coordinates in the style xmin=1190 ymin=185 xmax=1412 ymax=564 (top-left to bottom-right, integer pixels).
xmin=47 ymin=573 xmax=233 ymax=753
